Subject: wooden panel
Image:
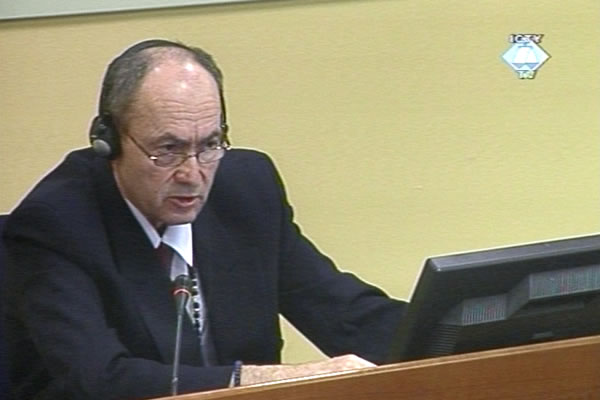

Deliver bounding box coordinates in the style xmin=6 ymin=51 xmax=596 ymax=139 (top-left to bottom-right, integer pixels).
xmin=155 ymin=335 xmax=600 ymax=400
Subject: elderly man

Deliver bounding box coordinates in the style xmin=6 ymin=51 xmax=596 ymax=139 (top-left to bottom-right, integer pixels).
xmin=2 ymin=39 xmax=405 ymax=400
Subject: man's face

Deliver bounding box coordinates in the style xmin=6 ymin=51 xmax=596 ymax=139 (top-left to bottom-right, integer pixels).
xmin=111 ymin=59 xmax=224 ymax=231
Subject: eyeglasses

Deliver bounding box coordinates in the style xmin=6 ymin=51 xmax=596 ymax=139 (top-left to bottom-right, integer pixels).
xmin=124 ymin=133 xmax=231 ymax=168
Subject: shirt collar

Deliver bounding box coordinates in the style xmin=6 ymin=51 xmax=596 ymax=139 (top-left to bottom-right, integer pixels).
xmin=124 ymin=199 xmax=194 ymax=266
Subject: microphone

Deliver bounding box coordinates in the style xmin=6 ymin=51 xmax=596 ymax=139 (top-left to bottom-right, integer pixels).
xmin=171 ymin=274 xmax=192 ymax=396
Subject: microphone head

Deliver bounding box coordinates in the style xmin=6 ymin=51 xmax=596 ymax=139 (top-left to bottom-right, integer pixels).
xmin=172 ymin=275 xmax=192 ymax=312
xmin=173 ymin=274 xmax=192 ymax=292
xmin=173 ymin=274 xmax=192 ymax=296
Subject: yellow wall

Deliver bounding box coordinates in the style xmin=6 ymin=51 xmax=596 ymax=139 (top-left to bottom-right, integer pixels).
xmin=1 ymin=0 xmax=599 ymax=363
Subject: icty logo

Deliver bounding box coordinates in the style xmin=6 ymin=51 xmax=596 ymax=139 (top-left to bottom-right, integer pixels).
xmin=502 ymin=34 xmax=550 ymax=79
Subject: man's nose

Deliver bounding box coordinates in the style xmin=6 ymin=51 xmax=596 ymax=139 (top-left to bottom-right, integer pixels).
xmin=173 ymin=155 xmax=206 ymax=181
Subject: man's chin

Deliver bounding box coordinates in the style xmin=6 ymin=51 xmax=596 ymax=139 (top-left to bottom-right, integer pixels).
xmin=162 ymin=207 xmax=203 ymax=226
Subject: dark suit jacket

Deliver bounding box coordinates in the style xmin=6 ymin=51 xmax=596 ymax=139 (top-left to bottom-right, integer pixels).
xmin=2 ymin=148 xmax=405 ymax=400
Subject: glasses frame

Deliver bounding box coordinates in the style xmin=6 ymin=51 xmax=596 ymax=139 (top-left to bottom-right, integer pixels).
xmin=124 ymin=132 xmax=231 ymax=168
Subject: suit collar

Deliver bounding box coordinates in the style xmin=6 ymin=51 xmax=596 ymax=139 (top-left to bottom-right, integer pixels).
xmin=124 ymin=198 xmax=194 ymax=268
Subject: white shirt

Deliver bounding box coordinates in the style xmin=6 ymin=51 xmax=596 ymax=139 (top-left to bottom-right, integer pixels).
xmin=124 ymin=199 xmax=193 ymax=281
xmin=123 ymin=199 xmax=207 ymax=341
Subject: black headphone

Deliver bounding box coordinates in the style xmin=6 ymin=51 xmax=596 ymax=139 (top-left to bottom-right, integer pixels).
xmin=89 ymin=39 xmax=228 ymax=159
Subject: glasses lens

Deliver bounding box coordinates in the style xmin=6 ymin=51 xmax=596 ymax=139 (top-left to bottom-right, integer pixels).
xmin=153 ymin=146 xmax=228 ymax=168
xmin=155 ymin=153 xmax=184 ymax=168
xmin=197 ymin=148 xmax=225 ymax=163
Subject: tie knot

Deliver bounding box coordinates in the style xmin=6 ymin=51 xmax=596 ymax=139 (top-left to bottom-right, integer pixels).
xmin=156 ymin=242 xmax=174 ymax=270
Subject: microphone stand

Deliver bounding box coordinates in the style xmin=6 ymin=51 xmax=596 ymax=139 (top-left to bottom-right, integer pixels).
xmin=172 ymin=275 xmax=192 ymax=396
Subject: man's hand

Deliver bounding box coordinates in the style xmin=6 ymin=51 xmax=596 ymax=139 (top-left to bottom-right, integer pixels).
xmin=240 ymin=354 xmax=376 ymax=386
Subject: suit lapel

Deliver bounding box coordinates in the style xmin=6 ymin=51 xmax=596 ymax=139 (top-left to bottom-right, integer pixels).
xmin=192 ymin=202 xmax=267 ymax=364
xmin=192 ymin=203 xmax=235 ymax=363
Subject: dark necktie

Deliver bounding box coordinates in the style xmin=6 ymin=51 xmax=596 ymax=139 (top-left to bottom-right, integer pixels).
xmin=157 ymin=242 xmax=217 ymax=365
xmin=156 ymin=242 xmax=174 ymax=271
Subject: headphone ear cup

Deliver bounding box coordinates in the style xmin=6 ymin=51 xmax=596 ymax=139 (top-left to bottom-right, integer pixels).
xmin=89 ymin=115 xmax=119 ymax=158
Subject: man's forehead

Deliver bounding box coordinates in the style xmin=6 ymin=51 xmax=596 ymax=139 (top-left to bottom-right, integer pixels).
xmin=134 ymin=64 xmax=219 ymax=110
xmin=145 ymin=58 xmax=216 ymax=85
xmin=152 ymin=130 xmax=223 ymax=144
xmin=130 ymin=59 xmax=218 ymax=102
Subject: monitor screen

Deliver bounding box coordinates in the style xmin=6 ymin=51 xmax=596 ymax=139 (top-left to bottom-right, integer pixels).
xmin=388 ymin=234 xmax=600 ymax=362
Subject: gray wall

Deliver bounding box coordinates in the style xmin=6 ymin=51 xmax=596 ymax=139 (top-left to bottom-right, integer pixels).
xmin=0 ymin=0 xmax=255 ymax=20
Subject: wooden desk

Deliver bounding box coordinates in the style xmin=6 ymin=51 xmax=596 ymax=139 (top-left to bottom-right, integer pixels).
xmin=154 ymin=335 xmax=600 ymax=400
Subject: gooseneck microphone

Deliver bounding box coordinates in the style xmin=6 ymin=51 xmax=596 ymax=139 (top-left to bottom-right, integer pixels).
xmin=171 ymin=274 xmax=193 ymax=396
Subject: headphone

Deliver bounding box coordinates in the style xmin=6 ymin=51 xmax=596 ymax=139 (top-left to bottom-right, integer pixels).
xmin=89 ymin=39 xmax=228 ymax=159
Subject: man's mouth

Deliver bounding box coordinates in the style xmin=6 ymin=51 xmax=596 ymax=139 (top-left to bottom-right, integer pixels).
xmin=167 ymin=195 xmax=201 ymax=208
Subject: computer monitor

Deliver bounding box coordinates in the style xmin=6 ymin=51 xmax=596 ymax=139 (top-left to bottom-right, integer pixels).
xmin=388 ymin=234 xmax=600 ymax=362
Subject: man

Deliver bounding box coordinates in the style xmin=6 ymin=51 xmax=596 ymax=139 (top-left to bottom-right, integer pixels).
xmin=2 ymin=39 xmax=406 ymax=400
